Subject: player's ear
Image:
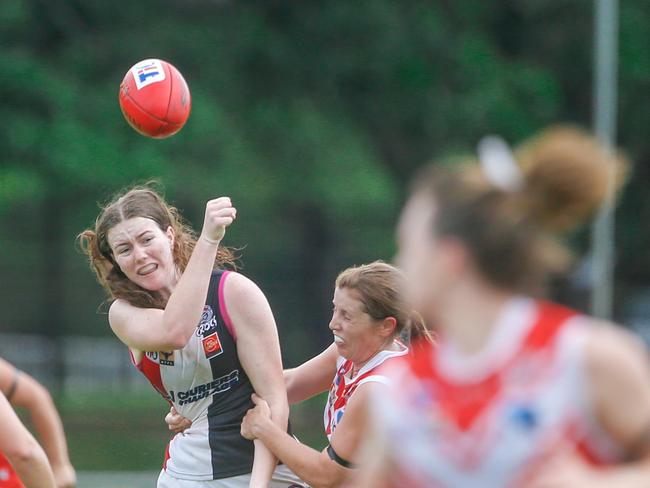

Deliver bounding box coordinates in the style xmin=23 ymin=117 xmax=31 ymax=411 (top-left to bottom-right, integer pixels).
xmin=379 ymin=317 xmax=397 ymax=338
xmin=166 ymin=226 xmax=175 ymax=249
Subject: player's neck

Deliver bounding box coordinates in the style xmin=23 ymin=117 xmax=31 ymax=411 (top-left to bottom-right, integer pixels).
xmin=438 ymin=281 xmax=513 ymax=357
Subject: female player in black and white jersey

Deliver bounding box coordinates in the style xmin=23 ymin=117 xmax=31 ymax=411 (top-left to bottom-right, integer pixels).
xmin=79 ymin=186 xmax=305 ymax=488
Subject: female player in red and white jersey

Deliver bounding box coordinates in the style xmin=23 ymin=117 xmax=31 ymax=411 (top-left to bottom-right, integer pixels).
xmin=79 ymin=186 xmax=304 ymax=488
xmin=232 ymin=262 xmax=433 ymax=488
xmin=356 ymin=127 xmax=650 ymax=487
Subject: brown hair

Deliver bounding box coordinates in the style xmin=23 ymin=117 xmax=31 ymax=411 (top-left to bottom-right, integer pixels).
xmin=412 ymin=125 xmax=628 ymax=294
xmin=335 ymin=261 xmax=434 ymax=345
xmin=77 ymin=184 xmax=236 ymax=309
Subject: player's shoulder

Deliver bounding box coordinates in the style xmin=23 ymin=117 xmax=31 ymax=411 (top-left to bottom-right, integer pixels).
xmin=220 ymin=271 xmax=261 ymax=298
xmin=220 ymin=271 xmax=268 ymax=311
xmin=582 ymin=318 xmax=648 ymax=377
xmin=108 ymin=298 xmax=142 ymax=331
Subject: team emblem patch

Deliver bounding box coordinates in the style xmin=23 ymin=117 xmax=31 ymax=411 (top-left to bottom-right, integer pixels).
xmin=145 ymin=350 xmax=175 ymax=366
xmin=202 ymin=332 xmax=223 ymax=359
xmin=131 ymin=59 xmax=166 ymax=90
xmin=158 ymin=350 xmax=175 ymax=366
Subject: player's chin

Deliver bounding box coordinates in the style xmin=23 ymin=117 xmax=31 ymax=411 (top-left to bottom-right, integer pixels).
xmin=135 ymin=275 xmax=166 ymax=292
xmin=334 ymin=342 xmax=349 ymax=358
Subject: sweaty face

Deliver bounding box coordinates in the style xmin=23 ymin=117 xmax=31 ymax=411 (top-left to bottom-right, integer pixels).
xmin=107 ymin=217 xmax=176 ymax=296
xmin=394 ymin=193 xmax=442 ymax=325
xmin=329 ymin=287 xmax=386 ymax=364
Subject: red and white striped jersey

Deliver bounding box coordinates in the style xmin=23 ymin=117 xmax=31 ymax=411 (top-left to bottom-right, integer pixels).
xmin=372 ymin=298 xmax=623 ymax=488
xmin=324 ymin=342 xmax=408 ymax=440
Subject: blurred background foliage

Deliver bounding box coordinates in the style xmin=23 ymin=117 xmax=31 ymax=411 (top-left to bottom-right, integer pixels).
xmin=1 ymin=0 xmax=649 ymax=472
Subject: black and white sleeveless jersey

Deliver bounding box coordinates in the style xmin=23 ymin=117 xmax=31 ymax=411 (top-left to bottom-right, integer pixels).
xmin=131 ymin=271 xmax=256 ymax=480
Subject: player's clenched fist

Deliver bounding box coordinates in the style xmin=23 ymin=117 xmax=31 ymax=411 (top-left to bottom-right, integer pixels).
xmin=200 ymin=197 xmax=236 ymax=245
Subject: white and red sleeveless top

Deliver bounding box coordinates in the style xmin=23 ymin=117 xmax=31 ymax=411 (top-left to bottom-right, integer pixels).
xmin=373 ymin=298 xmax=624 ymax=488
xmin=324 ymin=342 xmax=408 ymax=440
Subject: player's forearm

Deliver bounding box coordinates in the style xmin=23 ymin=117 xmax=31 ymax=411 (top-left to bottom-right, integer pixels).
xmin=250 ymin=438 xmax=279 ymax=488
xmin=284 ymin=368 xmax=325 ymax=405
xmin=249 ymin=393 xmax=290 ymax=486
xmin=268 ymin=392 xmax=289 ymax=432
xmin=161 ymin=237 xmax=219 ymax=346
xmin=28 ymin=389 xmax=71 ymax=467
xmin=8 ymin=441 xmax=56 ymax=488
xmin=255 ymin=420 xmax=338 ymax=488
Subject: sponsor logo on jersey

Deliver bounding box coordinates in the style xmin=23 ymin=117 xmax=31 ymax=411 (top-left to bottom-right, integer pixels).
xmin=196 ymin=305 xmax=219 ymax=337
xmin=169 ymin=369 xmax=239 ymax=405
xmin=131 ymin=59 xmax=166 ymax=90
xmin=145 ymin=350 xmax=175 ymax=366
xmin=202 ymin=332 xmax=223 ymax=359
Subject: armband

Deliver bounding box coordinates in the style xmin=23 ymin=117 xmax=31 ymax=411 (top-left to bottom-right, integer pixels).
xmin=326 ymin=444 xmax=356 ymax=469
xmin=5 ymin=368 xmax=20 ymax=402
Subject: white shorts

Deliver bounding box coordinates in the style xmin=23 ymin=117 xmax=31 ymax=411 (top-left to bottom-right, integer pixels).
xmin=157 ymin=464 xmax=308 ymax=488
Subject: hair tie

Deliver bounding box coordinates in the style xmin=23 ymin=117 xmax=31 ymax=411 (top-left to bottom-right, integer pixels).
xmin=477 ymin=136 xmax=524 ymax=192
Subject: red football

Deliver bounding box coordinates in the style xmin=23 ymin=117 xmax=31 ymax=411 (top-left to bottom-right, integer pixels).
xmin=118 ymin=59 xmax=191 ymax=138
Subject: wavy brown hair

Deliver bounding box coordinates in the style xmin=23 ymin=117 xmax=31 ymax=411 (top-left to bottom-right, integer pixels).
xmin=78 ymin=184 xmax=236 ymax=309
xmin=336 ymin=261 xmax=434 ymax=346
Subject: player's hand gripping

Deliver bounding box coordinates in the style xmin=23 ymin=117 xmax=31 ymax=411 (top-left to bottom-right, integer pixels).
xmin=165 ymin=406 xmax=192 ymax=434
xmin=199 ymin=197 xmax=237 ymax=245
xmin=240 ymin=393 xmax=272 ymax=440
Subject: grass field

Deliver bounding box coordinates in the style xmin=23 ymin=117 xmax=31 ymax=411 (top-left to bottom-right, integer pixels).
xmin=76 ymin=471 xmax=159 ymax=487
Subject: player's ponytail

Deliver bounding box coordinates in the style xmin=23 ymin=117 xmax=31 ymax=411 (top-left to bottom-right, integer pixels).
xmin=516 ymin=126 xmax=628 ymax=232
xmin=405 ymin=310 xmax=436 ymax=351
xmin=411 ymin=125 xmax=628 ymax=295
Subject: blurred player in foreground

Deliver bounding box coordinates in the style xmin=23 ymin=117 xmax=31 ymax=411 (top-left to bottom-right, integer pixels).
xmin=0 ymin=358 xmax=75 ymax=488
xmin=79 ymin=186 xmax=304 ymax=488
xmin=167 ymin=261 xmax=433 ymax=487
xmin=356 ymin=127 xmax=650 ymax=487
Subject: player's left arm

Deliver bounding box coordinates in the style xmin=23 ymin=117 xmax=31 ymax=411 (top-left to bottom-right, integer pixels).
xmin=0 ymin=358 xmax=76 ymax=488
xmin=224 ymin=272 xmax=289 ymax=488
xmin=528 ymin=323 xmax=650 ymax=488
xmin=242 ymin=380 xmax=378 ymax=488
xmin=583 ymin=322 xmax=650 ymax=485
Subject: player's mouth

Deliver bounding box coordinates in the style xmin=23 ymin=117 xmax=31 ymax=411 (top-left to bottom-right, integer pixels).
xmin=333 ymin=334 xmax=345 ymax=345
xmin=137 ymin=263 xmax=158 ymax=276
